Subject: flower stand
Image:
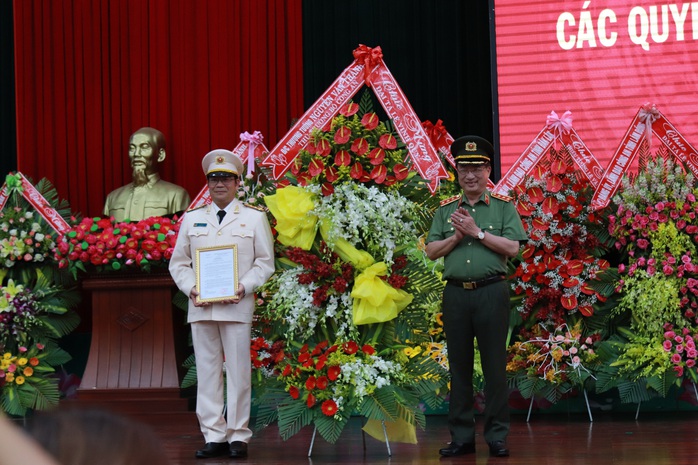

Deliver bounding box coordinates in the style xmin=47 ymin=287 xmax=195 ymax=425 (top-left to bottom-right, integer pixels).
xmin=307 ymin=419 xmax=391 ymax=457
xmin=76 ymin=272 xmax=189 ymax=413
xmin=526 ymin=389 xmax=594 ymax=423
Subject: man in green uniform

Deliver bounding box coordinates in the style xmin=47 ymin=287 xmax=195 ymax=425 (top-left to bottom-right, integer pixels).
xmin=426 ymin=136 xmax=527 ymax=458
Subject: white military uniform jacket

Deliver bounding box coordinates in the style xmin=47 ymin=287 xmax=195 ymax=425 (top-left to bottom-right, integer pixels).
xmin=169 ymin=199 xmax=275 ymax=322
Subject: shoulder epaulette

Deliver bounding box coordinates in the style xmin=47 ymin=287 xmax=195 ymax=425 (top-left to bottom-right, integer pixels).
xmin=440 ymin=195 xmax=461 ymax=207
xmin=491 ymin=192 xmax=512 ymax=202
xmin=244 ymin=202 xmax=269 ymax=213
xmin=186 ymin=204 xmax=207 ymax=212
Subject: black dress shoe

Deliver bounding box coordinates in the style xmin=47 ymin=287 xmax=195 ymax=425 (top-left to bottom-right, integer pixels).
xmin=229 ymin=441 xmax=248 ymax=458
xmin=488 ymin=440 xmax=510 ymax=457
xmin=195 ymin=442 xmax=228 ymax=459
xmin=439 ymin=442 xmax=476 ymax=456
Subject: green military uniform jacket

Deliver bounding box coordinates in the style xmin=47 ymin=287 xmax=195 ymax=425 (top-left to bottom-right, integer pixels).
xmin=426 ymin=191 xmax=527 ymax=281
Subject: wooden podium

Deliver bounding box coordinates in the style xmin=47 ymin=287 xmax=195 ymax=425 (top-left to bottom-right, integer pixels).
xmin=77 ymin=272 xmax=189 ymax=413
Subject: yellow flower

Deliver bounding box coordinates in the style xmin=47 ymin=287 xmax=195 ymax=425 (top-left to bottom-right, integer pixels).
xmin=403 ymin=346 xmax=422 ymax=358
xmin=1 ymin=279 xmax=22 ymax=300
xmin=5 ymin=373 xmax=14 ymax=382
xmin=0 ymin=360 xmax=9 ymax=370
xmin=435 ymin=313 xmax=443 ymax=326
xmin=3 ymin=353 xmax=11 ymax=360
xmin=17 ymin=357 xmax=28 ymax=366
xmin=428 ymin=327 xmax=442 ymax=336
xmin=14 ymin=376 xmax=25 ymax=385
xmin=551 ymin=348 xmax=563 ymax=362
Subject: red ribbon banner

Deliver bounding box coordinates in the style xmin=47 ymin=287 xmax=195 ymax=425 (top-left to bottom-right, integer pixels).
xmin=261 ymin=45 xmax=448 ymax=193
xmin=653 ymin=111 xmax=698 ymax=179
xmin=369 ymin=63 xmax=448 ymax=192
xmin=492 ymin=127 xmax=556 ymax=196
xmin=562 ymin=128 xmax=605 ymax=189
xmin=17 ymin=174 xmax=70 ymax=234
xmin=353 ymin=44 xmax=384 ymax=86
xmin=261 ymin=61 xmax=365 ymax=179
xmin=590 ymin=112 xmax=646 ymax=210
xmin=0 ymin=184 xmax=9 ymax=211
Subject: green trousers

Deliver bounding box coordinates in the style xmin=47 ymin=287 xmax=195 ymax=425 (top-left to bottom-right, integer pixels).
xmin=442 ymin=279 xmax=510 ymax=443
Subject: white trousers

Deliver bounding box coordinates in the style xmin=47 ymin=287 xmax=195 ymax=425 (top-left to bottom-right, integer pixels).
xmin=191 ymin=320 xmax=252 ymax=443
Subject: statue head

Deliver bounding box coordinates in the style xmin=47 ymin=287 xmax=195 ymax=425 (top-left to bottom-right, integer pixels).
xmin=129 ymin=127 xmax=167 ymax=187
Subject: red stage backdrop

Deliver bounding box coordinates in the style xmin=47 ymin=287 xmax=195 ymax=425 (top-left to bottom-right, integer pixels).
xmin=493 ymin=0 xmax=698 ymax=173
xmin=13 ymin=0 xmax=303 ymax=218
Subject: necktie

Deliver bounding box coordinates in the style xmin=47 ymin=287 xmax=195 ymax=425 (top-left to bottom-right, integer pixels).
xmin=217 ymin=210 xmax=226 ymax=224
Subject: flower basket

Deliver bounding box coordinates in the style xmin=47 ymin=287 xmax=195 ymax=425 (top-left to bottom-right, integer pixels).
xmin=55 ymin=216 xmax=181 ymax=276
xmin=602 ymin=153 xmax=698 ymax=399
xmin=250 ymin=91 xmax=449 ymax=444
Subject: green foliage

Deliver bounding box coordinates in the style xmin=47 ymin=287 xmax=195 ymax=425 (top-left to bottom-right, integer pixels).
xmin=613 ymin=271 xmax=683 ymax=336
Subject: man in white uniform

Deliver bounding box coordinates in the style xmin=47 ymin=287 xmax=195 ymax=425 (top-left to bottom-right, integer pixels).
xmin=169 ymin=149 xmax=275 ymax=459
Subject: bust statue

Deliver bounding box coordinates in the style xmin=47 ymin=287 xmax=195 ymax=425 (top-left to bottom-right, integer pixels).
xmin=103 ymin=127 xmax=191 ymax=222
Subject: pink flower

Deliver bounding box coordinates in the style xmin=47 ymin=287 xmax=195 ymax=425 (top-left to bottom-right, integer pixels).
xmin=671 ymin=353 xmax=682 ymax=363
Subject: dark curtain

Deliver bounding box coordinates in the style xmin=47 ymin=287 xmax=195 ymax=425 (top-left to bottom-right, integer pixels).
xmin=301 ymin=0 xmax=496 ymax=176
xmin=13 ymin=0 xmax=304 ymax=217
xmin=0 ymin=1 xmax=15 ymax=177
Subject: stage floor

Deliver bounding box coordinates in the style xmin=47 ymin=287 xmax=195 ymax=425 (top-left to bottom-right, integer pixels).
xmin=134 ymin=411 xmax=698 ymax=464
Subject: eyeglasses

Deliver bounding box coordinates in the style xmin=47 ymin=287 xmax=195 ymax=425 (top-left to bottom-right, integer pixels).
xmin=207 ymin=176 xmax=238 ymax=185
xmin=457 ymin=165 xmax=490 ymax=175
